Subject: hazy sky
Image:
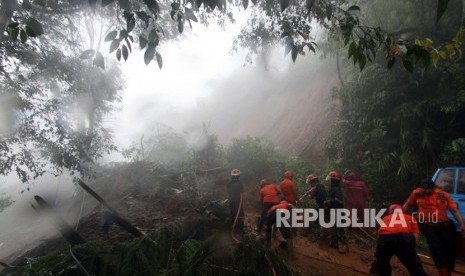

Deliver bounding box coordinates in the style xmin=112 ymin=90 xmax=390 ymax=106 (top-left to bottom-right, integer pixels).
xmin=106 ymin=13 xmax=251 ymax=152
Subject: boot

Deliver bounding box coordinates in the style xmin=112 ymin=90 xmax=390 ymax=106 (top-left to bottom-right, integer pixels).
xmin=437 ymin=268 xmax=448 ymax=276
xmin=286 ymin=239 xmax=295 ymax=260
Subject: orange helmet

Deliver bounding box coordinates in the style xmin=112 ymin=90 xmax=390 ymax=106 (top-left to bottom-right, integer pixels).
xmin=327 ymin=170 xmax=341 ymax=180
xmin=284 ymin=170 xmax=294 ymax=178
xmin=260 ymin=178 xmax=269 ymax=187
xmin=231 ymin=169 xmax=241 ymax=176
xmin=388 ymin=204 xmax=404 ymax=214
xmin=306 ymin=174 xmax=318 ymax=184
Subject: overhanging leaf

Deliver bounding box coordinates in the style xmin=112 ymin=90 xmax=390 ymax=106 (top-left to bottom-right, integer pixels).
xmin=20 ymin=29 xmax=27 ymax=43
xmin=156 ymin=52 xmax=163 ymax=69
xmin=144 ymin=46 xmax=156 ymax=65
xmin=104 ymin=31 xmax=118 ymax=42
xmin=109 ymin=39 xmax=120 ymax=53
xmin=348 ymin=41 xmax=356 ymax=58
xmin=139 ymin=36 xmax=148 ymax=49
xmin=127 ymin=17 xmax=136 ymax=33
xmin=116 ymin=48 xmax=121 ymax=61
xmin=242 ymin=0 xmax=248 ymax=9
xmin=8 ymin=27 xmax=19 ymax=41
xmin=291 ymin=45 xmax=298 ymax=63
xmin=348 ymin=5 xmax=360 ymax=12
xmin=25 ymin=17 xmax=44 ymax=37
xmin=122 ymin=45 xmax=129 ymax=61
xmin=178 ymin=20 xmax=184 ymax=34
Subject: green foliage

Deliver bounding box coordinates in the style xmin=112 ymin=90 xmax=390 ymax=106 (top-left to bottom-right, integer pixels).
xmin=0 ymin=4 xmax=124 ymax=182
xmin=11 ymin=221 xmax=296 ymax=275
xmin=225 ymin=136 xmax=282 ymax=180
xmin=326 ymin=46 xmax=465 ymax=201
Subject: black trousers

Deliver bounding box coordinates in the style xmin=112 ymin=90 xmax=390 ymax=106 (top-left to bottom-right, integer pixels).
xmin=258 ymin=202 xmax=278 ymax=231
xmin=229 ymin=197 xmax=244 ymax=231
xmin=419 ymin=221 xmax=457 ymax=271
xmin=265 ymin=212 xmax=292 ymax=244
xmin=375 ymin=233 xmax=426 ymax=276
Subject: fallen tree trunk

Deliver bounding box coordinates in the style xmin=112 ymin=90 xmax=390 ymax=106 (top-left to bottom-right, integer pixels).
xmin=76 ymin=178 xmax=144 ymax=238
xmin=33 ymin=196 xmax=86 ymax=245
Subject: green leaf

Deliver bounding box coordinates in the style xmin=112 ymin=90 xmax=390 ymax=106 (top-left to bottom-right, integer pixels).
xmin=80 ymin=49 xmax=96 ymax=59
xmin=127 ymin=18 xmax=136 ymax=33
xmin=436 ymin=0 xmax=450 ymax=23
xmin=291 ymin=45 xmax=298 ymax=63
xmin=116 ymin=48 xmax=121 ymax=61
xmin=144 ymin=0 xmax=160 ymax=15
xmin=178 ymin=20 xmax=184 ymax=34
xmin=348 ymin=41 xmax=356 ymax=58
xmin=101 ymin=0 xmax=115 ymax=6
xmin=104 ymin=31 xmax=118 ymax=42
xmin=93 ymin=51 xmax=105 ymax=69
xmin=242 ymin=0 xmax=248 ymax=9
xmin=122 ymin=45 xmax=129 ymax=61
xmin=171 ymin=2 xmax=181 ymax=10
xmin=25 ymin=17 xmax=44 ymax=37
xmin=20 ymin=29 xmax=27 ymax=43
xmin=9 ymin=27 xmax=19 ymax=41
xmin=358 ymin=53 xmax=366 ymax=70
xmin=284 ymin=36 xmax=293 ymax=56
xmin=33 ymin=0 xmax=46 ymax=6
xmin=156 ymin=51 xmax=163 ymax=69
xmin=144 ymin=46 xmax=155 ymax=65
xmin=139 ymin=36 xmax=148 ymax=49
xmin=7 ymin=22 xmax=19 ymax=29
xmin=119 ymin=29 xmax=128 ymax=38
xmin=109 ymin=39 xmax=120 ymax=53
xmin=125 ymin=38 xmax=132 ymax=52
xmin=185 ymin=8 xmax=198 ymax=22
xmin=149 ymin=29 xmax=158 ymax=41
xmin=348 ymin=5 xmax=360 ymax=12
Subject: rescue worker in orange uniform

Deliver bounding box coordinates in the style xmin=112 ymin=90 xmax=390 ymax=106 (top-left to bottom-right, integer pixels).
xmin=257 ymin=178 xmax=280 ymax=232
xmin=403 ymin=179 xmax=465 ymax=276
xmin=374 ymin=204 xmax=427 ymax=276
xmin=280 ymin=170 xmax=297 ymax=205
xmin=265 ymin=200 xmax=295 ymax=259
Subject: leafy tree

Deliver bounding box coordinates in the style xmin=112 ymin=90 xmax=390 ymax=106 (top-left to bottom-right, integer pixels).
xmin=3 ymin=0 xmax=463 ymax=70
xmin=0 ymin=1 xmax=123 ymax=182
xmin=225 ymin=136 xmax=283 ymax=181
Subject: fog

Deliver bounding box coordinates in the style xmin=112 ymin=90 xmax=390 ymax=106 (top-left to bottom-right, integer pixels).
xmin=0 ymin=11 xmax=340 ymax=265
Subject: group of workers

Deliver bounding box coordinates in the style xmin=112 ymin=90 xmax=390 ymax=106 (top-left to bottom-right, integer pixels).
xmin=225 ymin=168 xmax=465 ymax=275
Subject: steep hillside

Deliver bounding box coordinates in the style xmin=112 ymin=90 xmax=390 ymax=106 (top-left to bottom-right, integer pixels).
xmin=200 ymin=54 xmax=340 ymax=167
